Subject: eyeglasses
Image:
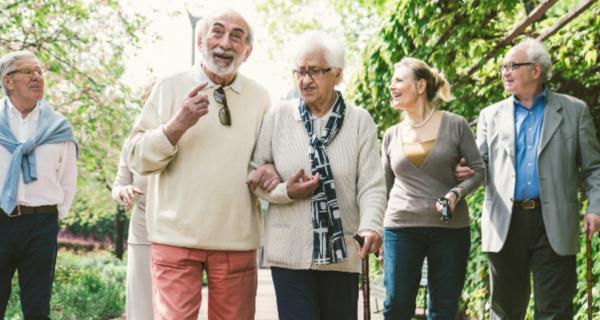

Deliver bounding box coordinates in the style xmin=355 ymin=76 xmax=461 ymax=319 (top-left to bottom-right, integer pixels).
xmin=499 ymin=62 xmax=534 ymax=73
xmin=6 ymin=66 xmax=45 ymax=77
xmin=214 ymin=86 xmax=231 ymax=126
xmin=292 ymin=67 xmax=332 ymax=80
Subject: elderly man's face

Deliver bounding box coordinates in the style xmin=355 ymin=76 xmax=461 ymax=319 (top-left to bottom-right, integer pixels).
xmin=199 ymin=12 xmax=252 ymax=76
xmin=501 ymin=47 xmax=542 ymax=96
xmin=295 ymin=52 xmax=340 ymax=108
xmin=3 ymin=57 xmax=45 ymax=104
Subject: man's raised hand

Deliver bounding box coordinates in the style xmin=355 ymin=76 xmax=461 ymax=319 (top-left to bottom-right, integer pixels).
xmin=164 ymin=82 xmax=209 ymax=145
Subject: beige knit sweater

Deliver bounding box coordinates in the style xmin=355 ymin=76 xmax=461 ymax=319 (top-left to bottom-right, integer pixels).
xmin=251 ymin=98 xmax=386 ymax=273
xmin=128 ymin=68 xmax=271 ymax=250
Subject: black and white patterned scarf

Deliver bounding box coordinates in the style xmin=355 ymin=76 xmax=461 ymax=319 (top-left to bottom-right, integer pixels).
xmin=298 ymin=91 xmax=348 ymax=265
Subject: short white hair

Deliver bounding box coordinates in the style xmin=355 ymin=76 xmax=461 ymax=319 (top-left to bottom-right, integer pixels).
xmin=291 ymin=31 xmax=345 ymax=70
xmin=197 ymin=8 xmax=254 ymax=45
xmin=0 ymin=50 xmax=38 ymax=96
xmin=514 ymin=37 xmax=552 ymax=82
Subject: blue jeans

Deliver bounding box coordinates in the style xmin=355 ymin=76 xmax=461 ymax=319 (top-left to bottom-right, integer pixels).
xmin=383 ymin=227 xmax=470 ymax=320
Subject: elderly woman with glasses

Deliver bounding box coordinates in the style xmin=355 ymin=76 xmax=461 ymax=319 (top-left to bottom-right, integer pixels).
xmin=248 ymin=31 xmax=386 ymax=320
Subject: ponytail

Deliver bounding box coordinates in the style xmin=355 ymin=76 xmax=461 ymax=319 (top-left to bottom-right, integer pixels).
xmin=431 ymin=68 xmax=452 ymax=104
xmin=394 ymin=58 xmax=453 ymax=105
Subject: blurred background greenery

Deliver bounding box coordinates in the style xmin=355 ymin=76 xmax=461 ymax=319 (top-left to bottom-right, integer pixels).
xmin=1 ymin=0 xmax=598 ymax=318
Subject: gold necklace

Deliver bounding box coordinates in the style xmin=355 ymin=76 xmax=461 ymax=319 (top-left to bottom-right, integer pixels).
xmin=409 ymin=108 xmax=435 ymax=128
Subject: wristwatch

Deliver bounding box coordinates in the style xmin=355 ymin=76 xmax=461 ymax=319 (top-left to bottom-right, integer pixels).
xmin=450 ymin=187 xmax=464 ymax=202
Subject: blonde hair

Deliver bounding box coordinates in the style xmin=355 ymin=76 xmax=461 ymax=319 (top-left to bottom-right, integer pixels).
xmin=394 ymin=57 xmax=452 ymax=105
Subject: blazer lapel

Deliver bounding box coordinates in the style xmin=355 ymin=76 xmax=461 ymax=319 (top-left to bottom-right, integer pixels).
xmin=499 ymin=98 xmax=516 ymax=167
xmin=538 ymin=92 xmax=563 ymax=155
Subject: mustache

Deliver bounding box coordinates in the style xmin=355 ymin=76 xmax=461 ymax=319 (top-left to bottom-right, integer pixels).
xmin=211 ymin=47 xmax=236 ymax=59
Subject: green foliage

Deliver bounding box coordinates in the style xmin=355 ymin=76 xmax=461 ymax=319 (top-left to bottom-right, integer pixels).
xmin=349 ymin=1 xmax=600 ymax=137
xmin=348 ymin=1 xmax=599 ymax=318
xmin=5 ymin=250 xmax=126 ymax=320
xmin=350 ymin=0 xmax=520 ymax=132
xmin=460 ymin=189 xmax=490 ymax=317
xmin=0 ymin=0 xmax=147 ymax=237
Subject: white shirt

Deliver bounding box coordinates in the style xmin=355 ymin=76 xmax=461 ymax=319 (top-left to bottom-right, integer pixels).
xmin=0 ymin=99 xmax=77 ymax=217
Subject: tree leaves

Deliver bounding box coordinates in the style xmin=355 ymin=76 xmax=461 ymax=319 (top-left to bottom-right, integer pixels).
xmin=0 ymin=0 xmax=146 ymax=234
xmin=350 ymin=0 xmax=599 ymax=133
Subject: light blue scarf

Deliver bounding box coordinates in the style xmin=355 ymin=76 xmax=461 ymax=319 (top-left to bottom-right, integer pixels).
xmin=0 ymin=97 xmax=77 ymax=214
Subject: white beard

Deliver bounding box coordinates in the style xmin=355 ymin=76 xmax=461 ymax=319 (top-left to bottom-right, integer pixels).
xmin=201 ymin=46 xmax=242 ymax=76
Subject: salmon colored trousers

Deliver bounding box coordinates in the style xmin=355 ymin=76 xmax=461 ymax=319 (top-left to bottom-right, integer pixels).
xmin=150 ymin=243 xmax=258 ymax=320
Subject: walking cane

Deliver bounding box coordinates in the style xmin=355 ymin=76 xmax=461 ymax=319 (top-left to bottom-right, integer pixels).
xmin=354 ymin=234 xmax=371 ymax=320
xmin=586 ymin=235 xmax=593 ymax=320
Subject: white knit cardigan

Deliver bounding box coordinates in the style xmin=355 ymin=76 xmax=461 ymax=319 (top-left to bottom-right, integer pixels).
xmin=251 ymin=98 xmax=386 ymax=273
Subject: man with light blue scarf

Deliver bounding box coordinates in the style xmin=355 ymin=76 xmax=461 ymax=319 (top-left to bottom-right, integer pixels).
xmin=0 ymin=50 xmax=77 ymax=319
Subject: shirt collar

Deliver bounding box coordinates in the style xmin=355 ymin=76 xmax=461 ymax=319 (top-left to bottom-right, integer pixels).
xmin=192 ymin=66 xmax=243 ymax=94
xmin=512 ymin=86 xmax=548 ymax=108
xmin=6 ymin=98 xmax=41 ymax=121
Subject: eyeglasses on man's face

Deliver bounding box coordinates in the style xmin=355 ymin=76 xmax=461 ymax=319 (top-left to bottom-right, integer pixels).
xmin=6 ymin=66 xmax=45 ymax=78
xmin=213 ymin=86 xmax=231 ymax=126
xmin=499 ymin=62 xmax=534 ymax=73
xmin=292 ymin=67 xmax=332 ymax=80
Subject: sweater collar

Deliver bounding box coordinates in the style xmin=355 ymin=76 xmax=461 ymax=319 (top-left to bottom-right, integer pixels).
xmin=192 ymin=66 xmax=243 ymax=94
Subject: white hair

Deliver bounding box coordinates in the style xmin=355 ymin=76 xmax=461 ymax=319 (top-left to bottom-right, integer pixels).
xmin=514 ymin=37 xmax=553 ymax=82
xmin=291 ymin=31 xmax=345 ymax=70
xmin=197 ymin=8 xmax=254 ymax=45
xmin=0 ymin=50 xmax=38 ymax=96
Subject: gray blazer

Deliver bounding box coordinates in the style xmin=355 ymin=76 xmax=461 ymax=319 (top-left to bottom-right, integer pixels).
xmin=477 ymin=91 xmax=600 ymax=255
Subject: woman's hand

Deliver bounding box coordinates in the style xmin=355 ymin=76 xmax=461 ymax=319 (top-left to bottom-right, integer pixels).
xmin=454 ymin=157 xmax=475 ymax=182
xmin=286 ymin=169 xmax=320 ymax=199
xmin=119 ymin=185 xmax=144 ymax=210
xmin=247 ymin=163 xmax=281 ymax=192
xmin=356 ymin=229 xmax=383 ymax=260
xmin=436 ymin=191 xmax=458 ymax=213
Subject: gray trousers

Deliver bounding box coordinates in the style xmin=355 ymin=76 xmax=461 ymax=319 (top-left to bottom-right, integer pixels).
xmin=126 ymin=243 xmax=153 ymax=320
xmin=488 ymin=206 xmax=576 ymax=320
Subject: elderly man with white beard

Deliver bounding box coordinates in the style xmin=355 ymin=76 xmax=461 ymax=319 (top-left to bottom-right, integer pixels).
xmin=127 ymin=8 xmax=272 ymax=320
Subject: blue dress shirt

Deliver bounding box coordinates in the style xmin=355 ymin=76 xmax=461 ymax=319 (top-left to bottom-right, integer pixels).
xmin=514 ymin=88 xmax=547 ymax=200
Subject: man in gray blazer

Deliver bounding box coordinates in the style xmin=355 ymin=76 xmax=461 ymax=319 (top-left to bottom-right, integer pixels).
xmin=458 ymin=38 xmax=600 ymax=319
